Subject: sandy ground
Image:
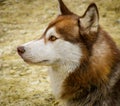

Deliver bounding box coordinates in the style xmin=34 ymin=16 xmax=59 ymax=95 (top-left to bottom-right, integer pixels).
xmin=0 ymin=0 xmax=120 ymax=106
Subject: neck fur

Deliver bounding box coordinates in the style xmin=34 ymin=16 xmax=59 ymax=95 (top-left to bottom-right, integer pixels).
xmin=48 ymin=61 xmax=79 ymax=98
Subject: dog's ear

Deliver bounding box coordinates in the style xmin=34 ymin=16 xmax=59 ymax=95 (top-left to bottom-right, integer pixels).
xmin=80 ymin=3 xmax=99 ymax=32
xmin=58 ymin=0 xmax=73 ymax=15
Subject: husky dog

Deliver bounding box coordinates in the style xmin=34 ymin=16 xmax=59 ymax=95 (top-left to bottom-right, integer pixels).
xmin=17 ymin=0 xmax=120 ymax=106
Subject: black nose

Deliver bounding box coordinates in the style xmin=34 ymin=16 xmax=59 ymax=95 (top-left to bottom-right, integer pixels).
xmin=17 ymin=46 xmax=25 ymax=55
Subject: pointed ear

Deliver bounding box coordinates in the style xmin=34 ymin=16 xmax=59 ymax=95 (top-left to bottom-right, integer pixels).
xmin=58 ymin=0 xmax=73 ymax=15
xmin=80 ymin=3 xmax=99 ymax=32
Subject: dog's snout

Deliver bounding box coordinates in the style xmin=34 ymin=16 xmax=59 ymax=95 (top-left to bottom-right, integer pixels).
xmin=17 ymin=46 xmax=25 ymax=55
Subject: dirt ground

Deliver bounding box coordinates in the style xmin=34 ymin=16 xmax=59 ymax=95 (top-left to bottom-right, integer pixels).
xmin=0 ymin=0 xmax=120 ymax=106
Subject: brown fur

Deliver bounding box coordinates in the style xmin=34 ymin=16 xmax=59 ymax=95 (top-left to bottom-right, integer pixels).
xmin=61 ymin=28 xmax=120 ymax=105
xmin=50 ymin=1 xmax=120 ymax=106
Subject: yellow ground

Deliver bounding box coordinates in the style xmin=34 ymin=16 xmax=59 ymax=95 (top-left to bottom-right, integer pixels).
xmin=0 ymin=0 xmax=120 ymax=106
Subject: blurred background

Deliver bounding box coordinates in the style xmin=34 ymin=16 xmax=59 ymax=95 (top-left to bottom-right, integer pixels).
xmin=0 ymin=0 xmax=120 ymax=106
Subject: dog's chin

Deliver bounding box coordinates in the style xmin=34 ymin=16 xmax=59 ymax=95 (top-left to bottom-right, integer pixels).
xmin=23 ymin=59 xmax=51 ymax=66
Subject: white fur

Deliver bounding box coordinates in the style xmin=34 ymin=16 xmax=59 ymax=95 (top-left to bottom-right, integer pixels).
xmin=20 ymin=27 xmax=83 ymax=98
xmin=48 ymin=66 xmax=68 ymax=99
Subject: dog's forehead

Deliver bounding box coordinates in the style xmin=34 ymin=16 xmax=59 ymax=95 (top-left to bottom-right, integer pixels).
xmin=45 ymin=15 xmax=79 ymax=40
xmin=49 ymin=15 xmax=78 ymax=28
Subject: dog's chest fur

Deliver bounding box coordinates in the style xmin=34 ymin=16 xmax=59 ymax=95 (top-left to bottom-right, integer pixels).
xmin=48 ymin=66 xmax=69 ymax=98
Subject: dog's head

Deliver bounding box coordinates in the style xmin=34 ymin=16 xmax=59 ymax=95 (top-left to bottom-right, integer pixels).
xmin=17 ymin=0 xmax=99 ymax=68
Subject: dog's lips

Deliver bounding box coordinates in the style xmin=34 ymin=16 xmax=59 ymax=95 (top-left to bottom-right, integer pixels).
xmin=23 ymin=59 xmax=49 ymax=64
xmin=37 ymin=60 xmax=49 ymax=64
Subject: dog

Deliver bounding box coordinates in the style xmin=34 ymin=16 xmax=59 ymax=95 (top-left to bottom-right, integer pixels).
xmin=17 ymin=0 xmax=120 ymax=106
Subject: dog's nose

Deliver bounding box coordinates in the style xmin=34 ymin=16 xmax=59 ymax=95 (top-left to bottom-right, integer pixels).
xmin=17 ymin=46 xmax=25 ymax=55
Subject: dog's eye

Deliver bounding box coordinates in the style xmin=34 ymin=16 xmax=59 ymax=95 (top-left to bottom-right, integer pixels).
xmin=49 ymin=35 xmax=57 ymax=41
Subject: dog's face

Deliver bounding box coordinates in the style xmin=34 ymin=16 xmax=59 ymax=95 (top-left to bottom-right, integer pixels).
xmin=17 ymin=0 xmax=99 ymax=67
xmin=18 ymin=16 xmax=82 ymax=66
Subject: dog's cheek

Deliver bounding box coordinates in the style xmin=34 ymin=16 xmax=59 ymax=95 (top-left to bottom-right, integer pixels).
xmin=54 ymin=40 xmax=82 ymax=63
xmin=46 ymin=43 xmax=60 ymax=62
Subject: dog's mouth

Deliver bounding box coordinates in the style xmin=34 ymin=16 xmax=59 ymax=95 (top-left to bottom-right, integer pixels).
xmin=38 ymin=60 xmax=49 ymax=63
xmin=23 ymin=59 xmax=49 ymax=64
